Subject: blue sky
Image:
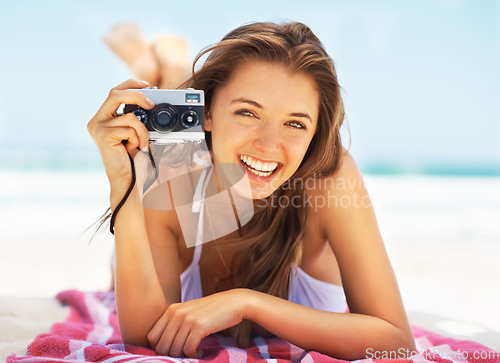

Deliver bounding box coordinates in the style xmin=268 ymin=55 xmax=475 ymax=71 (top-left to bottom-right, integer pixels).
xmin=0 ymin=0 xmax=498 ymax=173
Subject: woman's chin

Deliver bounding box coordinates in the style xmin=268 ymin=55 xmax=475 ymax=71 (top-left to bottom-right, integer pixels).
xmin=227 ymin=178 xmax=274 ymax=202
xmin=229 ymin=180 xmax=272 ymax=200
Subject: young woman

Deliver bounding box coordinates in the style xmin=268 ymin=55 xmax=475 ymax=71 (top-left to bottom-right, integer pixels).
xmin=89 ymin=21 xmax=416 ymax=360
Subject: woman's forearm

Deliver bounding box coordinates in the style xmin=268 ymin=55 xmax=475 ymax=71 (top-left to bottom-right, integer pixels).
xmin=245 ymin=290 xmax=416 ymax=360
xmin=111 ymin=184 xmax=170 ymax=346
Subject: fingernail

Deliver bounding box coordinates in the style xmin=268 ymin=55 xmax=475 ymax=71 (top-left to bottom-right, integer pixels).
xmin=141 ymin=143 xmax=149 ymax=152
xmin=139 ymin=80 xmax=149 ymax=86
xmin=146 ymin=98 xmax=155 ymax=106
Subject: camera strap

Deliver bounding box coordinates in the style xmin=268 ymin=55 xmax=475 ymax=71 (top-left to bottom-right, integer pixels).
xmin=109 ymin=152 xmax=136 ymax=235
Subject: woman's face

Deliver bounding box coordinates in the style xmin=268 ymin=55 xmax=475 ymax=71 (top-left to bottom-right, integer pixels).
xmin=206 ymin=60 xmax=319 ymax=199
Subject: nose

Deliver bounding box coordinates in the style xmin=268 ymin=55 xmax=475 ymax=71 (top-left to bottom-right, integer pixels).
xmin=253 ymin=122 xmax=281 ymax=154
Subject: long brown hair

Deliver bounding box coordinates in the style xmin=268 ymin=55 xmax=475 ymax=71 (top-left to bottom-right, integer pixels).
xmin=182 ymin=21 xmax=346 ymax=344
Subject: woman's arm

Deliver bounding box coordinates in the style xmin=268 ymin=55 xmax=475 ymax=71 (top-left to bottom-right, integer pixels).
xmin=87 ymin=79 xmax=181 ymax=346
xmin=245 ymin=291 xmax=414 ymax=360
xmin=246 ymin=150 xmax=415 ymax=359
xmin=148 ymin=283 xmax=414 ymax=360
xmin=111 ymin=187 xmax=180 ymax=346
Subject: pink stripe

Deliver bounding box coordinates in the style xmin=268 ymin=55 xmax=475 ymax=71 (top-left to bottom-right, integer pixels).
xmin=216 ymin=334 xmax=246 ymax=362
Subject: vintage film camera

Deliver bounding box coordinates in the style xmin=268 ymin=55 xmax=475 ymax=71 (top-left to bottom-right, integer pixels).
xmin=121 ymin=88 xmax=205 ymax=143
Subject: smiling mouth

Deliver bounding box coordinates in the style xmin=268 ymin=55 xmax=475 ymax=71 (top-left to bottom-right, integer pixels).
xmin=239 ymin=154 xmax=280 ymax=177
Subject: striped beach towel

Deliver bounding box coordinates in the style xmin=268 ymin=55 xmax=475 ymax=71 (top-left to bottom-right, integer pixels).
xmin=7 ymin=290 xmax=499 ymax=363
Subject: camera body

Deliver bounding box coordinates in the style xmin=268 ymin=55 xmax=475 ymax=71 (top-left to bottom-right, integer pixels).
xmin=122 ymin=88 xmax=205 ymax=143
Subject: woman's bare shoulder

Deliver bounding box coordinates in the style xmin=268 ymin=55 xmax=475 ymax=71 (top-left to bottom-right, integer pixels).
xmin=304 ymin=148 xmax=365 ymax=202
xmin=304 ymin=148 xmax=370 ymax=235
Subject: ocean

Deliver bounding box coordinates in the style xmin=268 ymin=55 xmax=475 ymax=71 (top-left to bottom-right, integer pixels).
xmin=1 ymin=147 xmax=500 ymax=176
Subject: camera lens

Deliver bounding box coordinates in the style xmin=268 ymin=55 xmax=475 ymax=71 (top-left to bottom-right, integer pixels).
xmin=180 ymin=110 xmax=200 ymax=128
xmin=151 ymin=103 xmax=178 ymax=132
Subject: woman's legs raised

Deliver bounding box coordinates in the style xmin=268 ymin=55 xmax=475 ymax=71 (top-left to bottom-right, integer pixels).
xmin=152 ymin=35 xmax=191 ymax=89
xmin=104 ymin=22 xmax=191 ymax=89
xmin=103 ymin=22 xmax=160 ymax=86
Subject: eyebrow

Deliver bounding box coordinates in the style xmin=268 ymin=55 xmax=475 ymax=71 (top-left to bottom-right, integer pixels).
xmin=230 ymin=98 xmax=313 ymax=123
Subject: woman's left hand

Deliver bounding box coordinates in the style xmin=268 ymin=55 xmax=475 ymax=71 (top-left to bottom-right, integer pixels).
xmin=147 ymin=288 xmax=252 ymax=358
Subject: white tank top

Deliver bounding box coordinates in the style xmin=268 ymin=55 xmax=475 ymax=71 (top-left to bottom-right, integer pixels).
xmin=180 ymin=243 xmax=348 ymax=313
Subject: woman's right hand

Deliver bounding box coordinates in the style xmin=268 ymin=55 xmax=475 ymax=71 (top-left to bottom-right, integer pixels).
xmin=87 ymin=79 xmax=155 ymax=191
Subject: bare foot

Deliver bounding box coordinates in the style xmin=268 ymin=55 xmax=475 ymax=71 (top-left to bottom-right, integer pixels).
xmin=152 ymin=35 xmax=191 ymax=89
xmin=103 ymin=22 xmax=160 ymax=86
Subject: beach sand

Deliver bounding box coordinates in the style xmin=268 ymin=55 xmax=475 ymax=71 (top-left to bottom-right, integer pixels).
xmin=0 ymin=171 xmax=499 ymax=359
xmin=366 ymin=175 xmax=500 ymax=350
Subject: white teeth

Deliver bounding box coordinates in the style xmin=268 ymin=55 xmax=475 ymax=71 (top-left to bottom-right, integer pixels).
xmin=239 ymin=154 xmax=279 ymax=176
xmin=250 ymin=169 xmax=272 ymax=177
